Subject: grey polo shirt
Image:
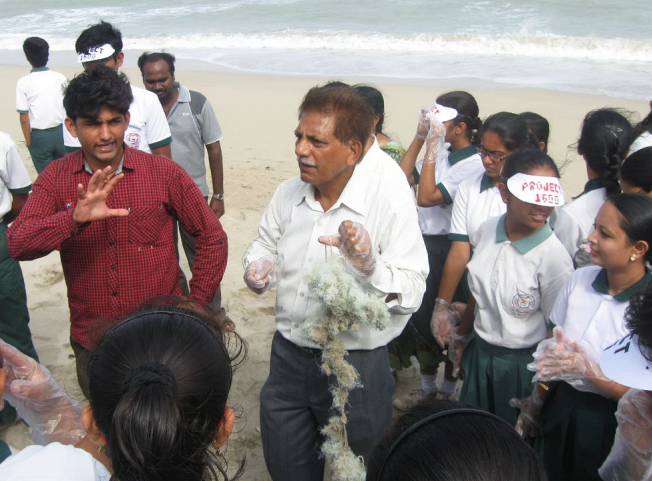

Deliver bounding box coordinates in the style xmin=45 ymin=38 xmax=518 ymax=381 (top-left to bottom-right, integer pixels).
xmin=167 ymin=82 xmax=222 ymax=196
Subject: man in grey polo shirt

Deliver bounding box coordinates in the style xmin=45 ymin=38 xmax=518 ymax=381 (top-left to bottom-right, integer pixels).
xmin=138 ymin=51 xmax=227 ymax=320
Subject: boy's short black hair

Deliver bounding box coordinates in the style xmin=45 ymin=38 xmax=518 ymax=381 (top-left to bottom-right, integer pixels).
xmin=64 ymin=64 xmax=133 ymax=122
xmin=23 ymin=37 xmax=49 ymax=68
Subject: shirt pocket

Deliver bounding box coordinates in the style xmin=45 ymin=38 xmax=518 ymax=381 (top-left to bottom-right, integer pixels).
xmin=128 ymin=205 xmax=165 ymax=245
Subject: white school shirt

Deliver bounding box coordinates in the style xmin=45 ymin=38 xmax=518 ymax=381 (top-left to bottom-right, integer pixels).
xmin=0 ymin=443 xmax=111 ymax=480
xmin=417 ymin=146 xmax=485 ymax=236
xmin=468 ymin=214 xmax=573 ymax=349
xmin=554 ymin=179 xmax=606 ymax=268
xmin=15 ymin=67 xmax=67 ymax=129
xmin=64 ymin=85 xmax=172 ymax=153
xmin=358 ymin=136 xmax=412 ymax=196
xmin=0 ymin=132 xmax=32 ymax=220
xmin=549 ymin=265 xmax=652 ymax=362
xmin=630 ymin=131 xmax=652 ymax=154
xmin=448 ymin=172 xmax=505 ymax=247
xmin=244 ymin=164 xmax=428 ymax=350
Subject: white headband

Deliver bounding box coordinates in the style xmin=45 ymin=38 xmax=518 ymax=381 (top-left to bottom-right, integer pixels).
xmin=600 ymin=334 xmax=652 ymax=390
xmin=77 ymin=44 xmax=116 ymax=63
xmin=428 ymin=103 xmax=458 ymax=123
xmin=506 ymin=173 xmax=565 ymax=207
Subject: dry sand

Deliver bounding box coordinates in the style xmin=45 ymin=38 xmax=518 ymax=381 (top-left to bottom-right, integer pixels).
xmin=0 ymin=63 xmax=649 ymax=480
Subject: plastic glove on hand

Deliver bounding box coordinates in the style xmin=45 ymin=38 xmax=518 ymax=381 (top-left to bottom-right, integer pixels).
xmin=448 ymin=327 xmax=469 ymax=379
xmin=0 ymin=339 xmax=84 ymax=446
xmin=510 ymin=390 xmax=543 ymax=438
xmin=415 ymin=107 xmax=430 ymax=140
xmin=318 ymin=221 xmax=376 ymax=276
xmin=423 ymin=115 xmax=447 ymax=165
xmin=431 ymin=298 xmax=452 ymax=348
xmin=244 ymin=256 xmax=277 ymax=294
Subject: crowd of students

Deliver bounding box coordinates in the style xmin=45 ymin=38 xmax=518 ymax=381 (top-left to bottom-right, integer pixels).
xmin=1 ymin=44 xmax=652 ymax=480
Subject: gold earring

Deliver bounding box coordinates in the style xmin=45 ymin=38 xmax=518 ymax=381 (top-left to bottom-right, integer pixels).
xmin=630 ymin=253 xmax=636 ymax=262
xmin=98 ymin=444 xmax=106 ymax=456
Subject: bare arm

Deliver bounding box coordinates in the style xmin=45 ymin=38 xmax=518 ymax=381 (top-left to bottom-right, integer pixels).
xmin=19 ymin=113 xmax=31 ymax=146
xmin=416 ymin=161 xmax=445 ymax=207
xmin=5 ymin=193 xmax=29 ymax=224
xmin=151 ymin=144 xmax=172 ymax=159
xmin=206 ymin=140 xmax=225 ymax=219
xmin=437 ymin=241 xmax=471 ymax=303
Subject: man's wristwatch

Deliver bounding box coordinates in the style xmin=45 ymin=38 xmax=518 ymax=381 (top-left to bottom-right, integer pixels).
xmin=213 ymin=193 xmax=224 ymax=201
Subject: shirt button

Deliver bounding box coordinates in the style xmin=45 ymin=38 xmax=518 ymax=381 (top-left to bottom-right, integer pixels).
xmin=111 ymin=291 xmax=118 ymax=296
xmin=109 ymin=241 xmax=115 ymax=246
xmin=300 ymin=292 xmax=305 ymax=297
xmin=110 ymin=265 xmax=116 ymax=270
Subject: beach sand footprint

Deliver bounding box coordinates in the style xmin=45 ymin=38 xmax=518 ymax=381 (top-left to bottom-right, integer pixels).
xmin=35 ymin=267 xmax=64 ymax=288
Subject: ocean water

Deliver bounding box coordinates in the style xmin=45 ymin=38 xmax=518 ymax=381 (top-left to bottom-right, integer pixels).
xmin=1 ymin=0 xmax=650 ymax=98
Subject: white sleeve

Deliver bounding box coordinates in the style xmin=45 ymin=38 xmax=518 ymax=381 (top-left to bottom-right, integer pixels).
xmin=1 ymin=135 xmax=31 ymax=190
xmin=15 ymin=79 xmax=29 ymax=113
xmin=438 ymin=160 xmax=483 ymax=205
xmin=145 ymin=94 xmax=172 ymax=147
xmin=539 ymin=246 xmax=574 ymax=321
xmin=243 ymin=183 xmax=286 ymax=267
xmin=63 ymin=125 xmax=81 ymax=149
xmin=553 ymin=207 xmax=584 ymax=260
xmin=449 ymin=178 xmax=471 ymax=240
xmin=548 ymin=270 xmax=576 ymax=328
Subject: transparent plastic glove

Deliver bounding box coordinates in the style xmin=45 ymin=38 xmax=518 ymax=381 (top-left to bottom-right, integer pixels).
xmin=423 ymin=115 xmax=447 ymax=165
xmin=243 ymin=255 xmax=277 ymax=294
xmin=431 ymin=300 xmax=466 ymax=348
xmin=599 ymin=389 xmax=652 ymax=481
xmin=529 ymin=327 xmax=611 ymax=393
xmin=510 ymin=388 xmax=543 ymax=438
xmin=318 ymin=221 xmax=376 ymax=276
xmin=448 ymin=327 xmax=469 ymax=379
xmin=415 ymin=107 xmax=430 ymax=140
xmin=0 ymin=339 xmax=84 ymax=446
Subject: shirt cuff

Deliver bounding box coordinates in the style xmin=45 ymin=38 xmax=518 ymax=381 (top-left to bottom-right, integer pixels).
xmin=149 ymin=136 xmax=173 ymax=149
xmin=8 ymin=185 xmax=31 ymax=195
xmin=364 ymin=260 xmax=401 ymax=309
xmin=448 ymin=233 xmax=469 ymax=242
xmin=437 ymin=182 xmax=453 ymax=205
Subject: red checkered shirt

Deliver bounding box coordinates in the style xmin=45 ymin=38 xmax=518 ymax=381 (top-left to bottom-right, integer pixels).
xmin=7 ymin=146 xmax=227 ymax=348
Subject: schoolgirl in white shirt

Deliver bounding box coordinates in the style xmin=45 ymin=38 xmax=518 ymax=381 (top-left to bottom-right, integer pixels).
xmin=619 ymin=146 xmax=652 ymax=198
xmin=391 ymin=91 xmax=485 ymax=409
xmin=433 ymin=113 xmax=541 ymax=352
xmin=518 ymin=193 xmax=652 ymax=481
xmin=453 ymin=149 xmax=573 ymax=425
xmin=554 ymin=109 xmax=631 ymax=267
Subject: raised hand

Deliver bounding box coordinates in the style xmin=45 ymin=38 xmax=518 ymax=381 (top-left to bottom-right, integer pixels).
xmin=318 ymin=220 xmax=376 ymax=276
xmin=72 ymin=166 xmax=129 ymax=225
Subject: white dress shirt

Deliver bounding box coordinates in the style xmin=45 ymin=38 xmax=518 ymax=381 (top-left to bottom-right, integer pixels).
xmin=244 ymin=164 xmax=428 ymax=350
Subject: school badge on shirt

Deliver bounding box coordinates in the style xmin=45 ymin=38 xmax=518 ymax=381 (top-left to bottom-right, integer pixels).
xmin=126 ymin=132 xmax=141 ymax=149
xmin=512 ymin=287 xmax=535 ymax=317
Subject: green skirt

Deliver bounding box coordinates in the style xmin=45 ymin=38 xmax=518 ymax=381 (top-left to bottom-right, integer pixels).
xmin=459 ymin=333 xmax=536 ymax=426
xmin=538 ymin=381 xmax=618 ymax=481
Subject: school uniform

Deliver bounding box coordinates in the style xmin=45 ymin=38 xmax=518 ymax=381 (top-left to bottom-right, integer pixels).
xmin=392 ymin=146 xmax=484 ymax=370
xmin=539 ymin=265 xmax=652 ymax=481
xmin=460 ymin=214 xmax=573 ymax=425
xmin=448 ymin=172 xmax=505 ymax=247
xmin=554 ymin=179 xmax=606 ymax=268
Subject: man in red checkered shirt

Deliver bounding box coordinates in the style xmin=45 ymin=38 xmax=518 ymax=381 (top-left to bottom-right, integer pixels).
xmin=7 ymin=65 xmax=228 ymax=397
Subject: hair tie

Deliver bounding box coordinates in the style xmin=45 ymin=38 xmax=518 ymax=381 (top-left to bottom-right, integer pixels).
xmin=122 ymin=362 xmax=177 ymax=394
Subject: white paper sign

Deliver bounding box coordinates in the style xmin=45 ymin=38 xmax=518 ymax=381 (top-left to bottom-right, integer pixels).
xmin=507 ymin=173 xmax=565 ymax=207
xmin=600 ymin=334 xmax=652 ymax=390
xmin=77 ymin=44 xmax=116 ymax=63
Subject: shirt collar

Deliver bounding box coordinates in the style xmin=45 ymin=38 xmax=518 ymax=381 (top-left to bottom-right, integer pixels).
xmin=592 ymin=267 xmax=652 ymax=301
xmin=480 ymin=172 xmax=494 ymax=192
xmin=495 ymin=213 xmax=553 ymax=254
xmin=174 ymin=82 xmax=191 ymax=103
xmin=295 ymin=165 xmax=367 ymax=216
xmin=30 ymin=67 xmax=49 ymax=73
xmin=448 ymin=145 xmax=477 ymax=166
xmin=84 ymin=156 xmax=125 ymax=176
xmin=573 ymin=178 xmax=605 ymax=200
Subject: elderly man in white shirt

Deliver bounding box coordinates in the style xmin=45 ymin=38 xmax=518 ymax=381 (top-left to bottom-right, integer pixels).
xmin=244 ymin=84 xmax=427 ymax=481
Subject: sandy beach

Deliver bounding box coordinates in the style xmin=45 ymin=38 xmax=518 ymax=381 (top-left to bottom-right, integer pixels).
xmin=0 ymin=63 xmax=649 ymax=480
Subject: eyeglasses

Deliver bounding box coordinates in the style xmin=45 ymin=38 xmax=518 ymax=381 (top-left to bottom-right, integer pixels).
xmin=476 ymin=146 xmax=508 ymax=163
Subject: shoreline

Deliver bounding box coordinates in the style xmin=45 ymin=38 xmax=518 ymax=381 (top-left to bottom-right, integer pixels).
xmin=0 ymin=63 xmax=650 ymax=480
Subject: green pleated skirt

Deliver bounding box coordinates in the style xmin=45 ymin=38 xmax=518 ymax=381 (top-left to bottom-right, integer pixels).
xmin=459 ymin=332 xmax=536 ymax=426
xmin=538 ymin=381 xmax=618 ymax=481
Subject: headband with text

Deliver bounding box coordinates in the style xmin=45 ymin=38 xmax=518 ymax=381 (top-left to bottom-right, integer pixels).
xmin=506 ymin=173 xmax=565 ymax=207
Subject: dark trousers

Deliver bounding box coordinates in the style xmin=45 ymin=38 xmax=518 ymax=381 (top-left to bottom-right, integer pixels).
xmin=261 ymin=332 xmax=394 ymax=481
xmin=70 ymin=337 xmax=91 ymax=399
xmin=0 ymin=222 xmax=39 ymax=426
xmin=173 ymin=216 xmax=226 ymax=320
xmin=28 ymin=125 xmax=65 ymax=174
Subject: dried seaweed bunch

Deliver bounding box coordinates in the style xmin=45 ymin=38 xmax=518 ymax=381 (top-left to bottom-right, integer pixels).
xmin=302 ymin=257 xmax=390 ymax=481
